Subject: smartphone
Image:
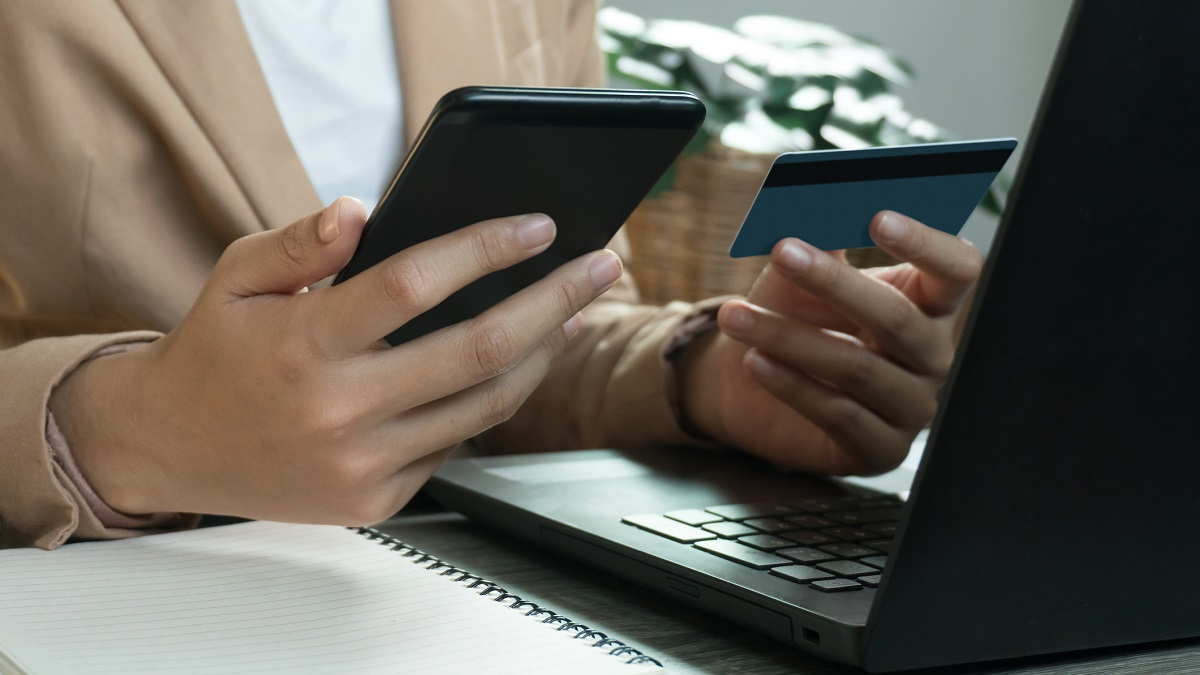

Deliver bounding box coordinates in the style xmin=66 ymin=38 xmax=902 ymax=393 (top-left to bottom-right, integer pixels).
xmin=332 ymin=86 xmax=706 ymax=345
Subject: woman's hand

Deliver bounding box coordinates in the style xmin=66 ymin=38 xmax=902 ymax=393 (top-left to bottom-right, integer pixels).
xmin=51 ymin=197 xmax=623 ymax=524
xmin=681 ymin=211 xmax=982 ymax=475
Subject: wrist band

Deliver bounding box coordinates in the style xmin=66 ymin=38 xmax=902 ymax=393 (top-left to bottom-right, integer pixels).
xmin=662 ymin=299 xmax=728 ymax=444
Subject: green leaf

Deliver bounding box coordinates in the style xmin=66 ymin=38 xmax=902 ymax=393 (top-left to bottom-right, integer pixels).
xmin=785 ymin=83 xmax=831 ymax=110
xmin=609 ymin=57 xmax=674 ymax=90
xmin=722 ymin=103 xmax=815 ymax=153
xmin=597 ymin=7 xmax=646 ymax=39
xmin=762 ymin=73 xmax=804 ymax=107
xmin=977 ymin=172 xmax=1013 ymax=217
xmin=734 ymin=15 xmax=861 ymax=48
xmin=846 ymin=68 xmax=892 ymax=99
xmin=763 ymin=102 xmax=833 ymax=134
xmin=978 ymin=186 xmax=1002 ymax=216
xmin=702 ymin=101 xmax=741 ymax=130
xmin=599 ymin=8 xmax=1010 ymax=208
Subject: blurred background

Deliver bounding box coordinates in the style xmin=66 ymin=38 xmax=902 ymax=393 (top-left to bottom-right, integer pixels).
xmin=603 ymin=1 xmax=1073 ymax=298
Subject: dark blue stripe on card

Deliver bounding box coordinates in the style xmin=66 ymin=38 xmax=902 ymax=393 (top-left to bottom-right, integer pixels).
xmin=762 ymin=148 xmax=1013 ymax=188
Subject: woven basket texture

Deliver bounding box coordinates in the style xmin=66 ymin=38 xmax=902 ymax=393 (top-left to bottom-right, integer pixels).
xmin=625 ymin=142 xmax=893 ymax=306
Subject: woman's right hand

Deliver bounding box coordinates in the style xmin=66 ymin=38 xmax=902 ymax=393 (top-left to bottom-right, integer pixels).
xmin=50 ymin=197 xmax=622 ymax=525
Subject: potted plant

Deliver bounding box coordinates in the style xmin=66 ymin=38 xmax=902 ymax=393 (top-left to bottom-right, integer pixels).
xmin=600 ymin=8 xmax=1007 ymax=302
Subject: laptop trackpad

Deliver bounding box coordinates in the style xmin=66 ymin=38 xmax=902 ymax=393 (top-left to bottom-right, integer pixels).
xmin=483 ymin=456 xmax=652 ymax=484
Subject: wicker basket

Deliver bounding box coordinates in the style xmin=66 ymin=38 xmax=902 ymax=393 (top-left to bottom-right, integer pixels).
xmin=625 ymin=141 xmax=896 ymax=305
xmin=624 ymin=142 xmax=773 ymax=305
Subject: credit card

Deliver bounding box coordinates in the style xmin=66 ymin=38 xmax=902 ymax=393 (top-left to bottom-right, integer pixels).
xmin=728 ymin=138 xmax=1016 ymax=257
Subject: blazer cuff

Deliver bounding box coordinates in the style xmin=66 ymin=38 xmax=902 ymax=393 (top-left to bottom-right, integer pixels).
xmin=0 ymin=332 xmax=196 ymax=549
xmin=45 ymin=342 xmax=191 ymax=532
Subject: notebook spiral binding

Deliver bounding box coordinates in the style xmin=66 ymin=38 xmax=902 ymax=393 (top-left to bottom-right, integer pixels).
xmin=356 ymin=527 xmax=662 ymax=667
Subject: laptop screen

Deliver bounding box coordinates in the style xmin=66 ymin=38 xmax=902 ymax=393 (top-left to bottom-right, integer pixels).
xmin=864 ymin=0 xmax=1200 ymax=669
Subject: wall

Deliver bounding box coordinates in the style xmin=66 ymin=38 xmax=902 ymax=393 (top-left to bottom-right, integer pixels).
xmin=603 ymin=0 xmax=1075 ymax=252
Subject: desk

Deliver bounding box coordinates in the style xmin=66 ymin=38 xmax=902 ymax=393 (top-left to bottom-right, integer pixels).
xmin=379 ymin=510 xmax=1200 ymax=674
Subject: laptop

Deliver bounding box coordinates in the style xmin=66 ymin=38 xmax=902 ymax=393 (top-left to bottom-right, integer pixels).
xmin=424 ymin=1 xmax=1200 ymax=670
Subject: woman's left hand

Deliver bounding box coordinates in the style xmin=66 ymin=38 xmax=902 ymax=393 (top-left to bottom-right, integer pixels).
xmin=680 ymin=210 xmax=983 ymax=475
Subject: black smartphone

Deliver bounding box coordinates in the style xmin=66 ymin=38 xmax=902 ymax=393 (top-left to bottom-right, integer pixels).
xmin=331 ymin=86 xmax=706 ymax=346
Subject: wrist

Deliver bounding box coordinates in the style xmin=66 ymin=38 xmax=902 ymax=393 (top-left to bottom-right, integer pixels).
xmin=675 ymin=327 xmax=733 ymax=445
xmin=49 ymin=344 xmax=168 ymax=515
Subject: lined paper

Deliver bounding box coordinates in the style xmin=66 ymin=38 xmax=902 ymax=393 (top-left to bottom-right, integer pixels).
xmin=0 ymin=522 xmax=658 ymax=674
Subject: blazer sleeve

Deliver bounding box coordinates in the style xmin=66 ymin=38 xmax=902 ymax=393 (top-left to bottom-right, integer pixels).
xmin=0 ymin=1 xmax=234 ymax=549
xmin=0 ymin=332 xmax=202 ymax=550
xmin=479 ymin=0 xmax=725 ymax=454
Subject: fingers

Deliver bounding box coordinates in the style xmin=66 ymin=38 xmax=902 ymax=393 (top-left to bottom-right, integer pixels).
xmin=744 ymin=267 xmax=860 ymax=334
xmin=383 ymin=316 xmax=571 ymax=461
xmin=869 ymin=210 xmax=985 ymax=315
xmin=343 ymin=447 xmax=452 ymax=527
xmin=769 ymin=237 xmax=941 ymax=374
xmin=741 ymin=349 xmax=913 ymax=475
xmin=365 ymin=249 xmax=617 ymax=412
xmin=302 ymin=289 xmax=592 ymax=521
xmin=321 ymin=213 xmax=562 ymax=352
xmin=718 ymin=300 xmax=936 ymax=429
xmin=216 ymin=197 xmax=368 ymax=298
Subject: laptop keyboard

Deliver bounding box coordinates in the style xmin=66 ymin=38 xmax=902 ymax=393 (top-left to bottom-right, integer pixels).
xmin=622 ymin=495 xmax=902 ymax=593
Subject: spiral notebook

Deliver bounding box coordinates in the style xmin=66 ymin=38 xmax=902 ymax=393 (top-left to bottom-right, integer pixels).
xmin=0 ymin=521 xmax=661 ymax=674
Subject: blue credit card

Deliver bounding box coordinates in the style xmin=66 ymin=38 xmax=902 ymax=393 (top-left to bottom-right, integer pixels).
xmin=728 ymin=138 xmax=1017 ymax=257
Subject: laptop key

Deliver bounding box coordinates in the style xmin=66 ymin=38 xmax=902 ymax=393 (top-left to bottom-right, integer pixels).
xmin=811 ymin=578 xmax=863 ymax=592
xmin=705 ymin=503 xmax=799 ymax=520
xmin=785 ymin=515 xmax=835 ymax=529
xmin=861 ymin=555 xmax=888 ymax=569
xmin=770 ymin=565 xmax=835 ymax=584
xmin=694 ymin=539 xmax=791 ymax=569
xmin=821 ymin=527 xmax=872 ymax=541
xmin=702 ymin=521 xmax=757 ymax=539
xmin=664 ymin=508 xmax=724 ymax=526
xmin=864 ymin=522 xmax=899 ymax=537
xmin=791 ymin=498 xmax=846 ymax=513
xmin=826 ymin=507 xmax=906 ymax=525
xmin=862 ymin=539 xmax=892 ymax=553
xmin=742 ymin=517 xmax=794 ymax=533
xmin=859 ymin=575 xmax=882 ymax=588
xmin=856 ymin=499 xmax=904 ymax=509
xmin=781 ymin=530 xmax=838 ymax=546
xmin=816 ymin=560 xmax=878 ymax=577
xmin=777 ymin=547 xmax=838 ymax=564
xmin=737 ymin=534 xmax=795 ymax=551
xmin=622 ymin=514 xmax=717 ymax=543
xmin=818 ymin=543 xmax=879 ymax=559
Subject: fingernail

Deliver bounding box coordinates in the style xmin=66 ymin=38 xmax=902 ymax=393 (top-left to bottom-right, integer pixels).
xmin=877 ymin=211 xmax=906 ymax=243
xmin=318 ymin=200 xmax=342 ymax=243
xmin=780 ymin=240 xmax=811 ymax=272
xmin=725 ymin=305 xmax=753 ymax=333
xmin=516 ymin=214 xmax=555 ymax=250
xmin=590 ymin=251 xmax=622 ymax=289
xmin=745 ymin=350 xmax=776 ymax=378
xmin=562 ymin=313 xmax=583 ymax=340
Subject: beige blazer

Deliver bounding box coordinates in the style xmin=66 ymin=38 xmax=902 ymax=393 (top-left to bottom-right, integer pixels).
xmin=0 ymin=0 xmax=711 ymax=549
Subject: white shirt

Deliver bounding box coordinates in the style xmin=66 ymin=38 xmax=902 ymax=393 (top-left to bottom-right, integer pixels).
xmin=237 ymin=0 xmax=404 ymax=213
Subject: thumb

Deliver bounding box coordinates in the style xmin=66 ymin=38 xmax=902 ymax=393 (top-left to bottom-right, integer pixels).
xmin=216 ymin=197 xmax=368 ymax=298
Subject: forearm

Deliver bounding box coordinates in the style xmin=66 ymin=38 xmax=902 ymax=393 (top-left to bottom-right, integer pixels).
xmin=482 ymin=295 xmax=727 ymax=453
xmin=0 ymin=332 xmax=196 ymax=549
xmin=48 ymin=341 xmax=173 ymax=517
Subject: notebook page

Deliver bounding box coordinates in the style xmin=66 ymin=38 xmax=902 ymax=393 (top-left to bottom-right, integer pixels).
xmin=0 ymin=521 xmax=658 ymax=674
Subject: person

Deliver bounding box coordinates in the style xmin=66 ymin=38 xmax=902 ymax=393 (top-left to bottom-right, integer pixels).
xmin=0 ymin=0 xmax=982 ymax=549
